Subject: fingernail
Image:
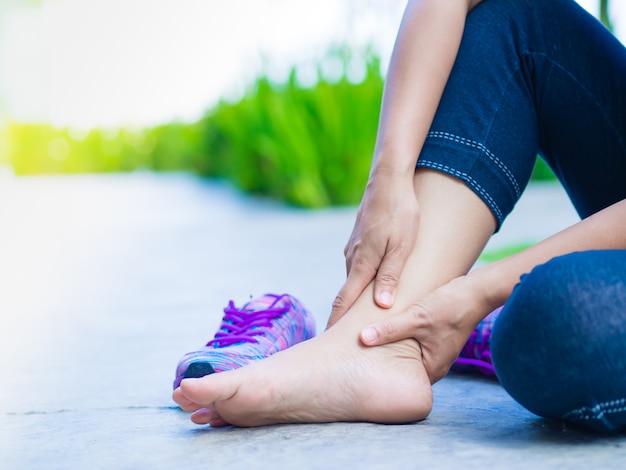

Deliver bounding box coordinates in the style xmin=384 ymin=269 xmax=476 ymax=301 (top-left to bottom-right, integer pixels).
xmin=361 ymin=327 xmax=378 ymax=344
xmin=379 ymin=291 xmax=393 ymax=307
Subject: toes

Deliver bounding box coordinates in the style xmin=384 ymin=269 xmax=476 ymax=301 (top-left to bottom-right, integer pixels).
xmin=172 ymin=387 xmax=203 ymax=412
xmin=208 ymin=415 xmax=230 ymax=427
xmin=190 ymin=408 xmax=213 ymax=425
xmin=180 ymin=373 xmax=238 ymax=405
xmin=174 ymin=385 xmax=230 ymax=425
xmin=191 ymin=408 xmax=230 ymax=427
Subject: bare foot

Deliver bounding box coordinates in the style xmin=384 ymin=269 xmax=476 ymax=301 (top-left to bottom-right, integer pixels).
xmin=172 ymin=302 xmax=432 ymax=427
xmin=172 ymin=170 xmax=496 ymax=427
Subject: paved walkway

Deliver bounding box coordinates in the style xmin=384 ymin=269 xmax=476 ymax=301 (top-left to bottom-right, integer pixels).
xmin=1 ymin=172 xmax=624 ymax=469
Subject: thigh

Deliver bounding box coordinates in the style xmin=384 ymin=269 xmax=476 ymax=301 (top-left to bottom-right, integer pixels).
xmin=529 ymin=1 xmax=626 ymax=220
xmin=417 ymin=0 xmax=626 ymax=229
xmin=491 ymin=250 xmax=626 ymax=433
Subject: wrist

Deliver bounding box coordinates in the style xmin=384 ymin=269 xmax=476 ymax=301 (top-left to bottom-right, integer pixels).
xmin=368 ymin=164 xmax=415 ymax=185
xmin=466 ymin=262 xmax=515 ymax=312
xmin=369 ymin=145 xmax=418 ymax=180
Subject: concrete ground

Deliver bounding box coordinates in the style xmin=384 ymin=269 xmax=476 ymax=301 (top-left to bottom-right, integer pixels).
xmin=1 ymin=171 xmax=625 ymax=469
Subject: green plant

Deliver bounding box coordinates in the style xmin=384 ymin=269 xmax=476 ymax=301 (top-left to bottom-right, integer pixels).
xmin=529 ymin=157 xmax=557 ymax=182
xmin=600 ymin=0 xmax=613 ymax=32
xmin=5 ymin=121 xmax=207 ymax=176
xmin=478 ymin=242 xmax=535 ymax=263
xmin=4 ymin=47 xmax=560 ymax=207
xmin=200 ymin=50 xmax=384 ymax=207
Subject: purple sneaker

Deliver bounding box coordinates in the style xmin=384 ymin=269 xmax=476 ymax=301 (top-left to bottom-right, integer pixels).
xmin=452 ymin=306 xmax=502 ymax=376
xmin=173 ymin=293 xmax=315 ymax=389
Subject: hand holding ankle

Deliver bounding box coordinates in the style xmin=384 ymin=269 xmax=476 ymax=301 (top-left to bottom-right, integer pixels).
xmin=360 ymin=276 xmax=493 ymax=383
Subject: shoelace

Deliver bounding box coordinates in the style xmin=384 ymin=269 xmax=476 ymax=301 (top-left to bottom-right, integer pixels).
xmin=206 ymin=296 xmax=289 ymax=348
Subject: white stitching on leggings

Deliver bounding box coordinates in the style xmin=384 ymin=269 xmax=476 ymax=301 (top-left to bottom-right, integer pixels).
xmin=562 ymin=398 xmax=626 ymax=421
xmin=416 ymin=160 xmax=504 ymax=222
xmin=427 ymin=131 xmax=521 ymax=198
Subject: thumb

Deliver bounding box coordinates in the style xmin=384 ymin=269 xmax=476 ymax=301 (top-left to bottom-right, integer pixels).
xmin=373 ymin=250 xmax=407 ymax=309
xmin=360 ymin=308 xmax=419 ymax=346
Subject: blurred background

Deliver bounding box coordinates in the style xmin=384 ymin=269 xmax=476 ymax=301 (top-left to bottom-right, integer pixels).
xmin=0 ymin=0 xmax=623 ymax=207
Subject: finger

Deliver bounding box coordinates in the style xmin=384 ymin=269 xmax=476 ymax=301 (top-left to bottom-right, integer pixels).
xmin=372 ymin=251 xmax=406 ymax=309
xmin=374 ymin=239 xmax=409 ymax=308
xmin=360 ymin=306 xmax=423 ymax=346
xmin=327 ymin=267 xmax=374 ymax=329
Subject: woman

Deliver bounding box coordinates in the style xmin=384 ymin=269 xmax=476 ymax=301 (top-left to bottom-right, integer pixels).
xmin=174 ymin=0 xmax=626 ymax=433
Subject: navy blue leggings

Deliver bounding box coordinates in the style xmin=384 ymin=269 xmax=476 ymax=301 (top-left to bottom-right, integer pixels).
xmin=417 ymin=0 xmax=626 ymax=433
xmin=418 ymin=0 xmax=626 ymax=228
xmin=492 ymin=251 xmax=626 ymax=433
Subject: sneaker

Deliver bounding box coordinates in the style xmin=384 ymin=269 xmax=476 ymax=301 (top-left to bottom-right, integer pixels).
xmin=173 ymin=293 xmax=316 ymax=389
xmin=452 ymin=306 xmax=502 ymax=376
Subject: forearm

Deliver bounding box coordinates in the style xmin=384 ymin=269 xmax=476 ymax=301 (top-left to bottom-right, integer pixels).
xmin=470 ymin=198 xmax=626 ymax=312
xmin=371 ymin=0 xmax=480 ymax=178
xmin=333 ymin=1 xmax=485 ymax=319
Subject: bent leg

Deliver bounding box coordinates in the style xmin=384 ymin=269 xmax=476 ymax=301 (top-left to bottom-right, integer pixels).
xmin=173 ymin=169 xmax=496 ymax=427
xmin=419 ymin=0 xmax=626 ymax=227
xmin=492 ymin=250 xmax=626 ymax=433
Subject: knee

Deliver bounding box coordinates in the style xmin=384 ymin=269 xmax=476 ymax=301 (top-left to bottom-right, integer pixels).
xmin=465 ymin=0 xmax=540 ymax=40
xmin=491 ymin=251 xmax=626 ymax=431
xmin=490 ymin=255 xmax=576 ymax=419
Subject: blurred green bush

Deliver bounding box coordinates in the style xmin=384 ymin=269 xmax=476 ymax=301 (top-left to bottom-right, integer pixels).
xmin=1 ymin=49 xmax=555 ymax=207
xmin=199 ymin=53 xmax=384 ymax=207
xmin=4 ymin=122 xmax=206 ymax=175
